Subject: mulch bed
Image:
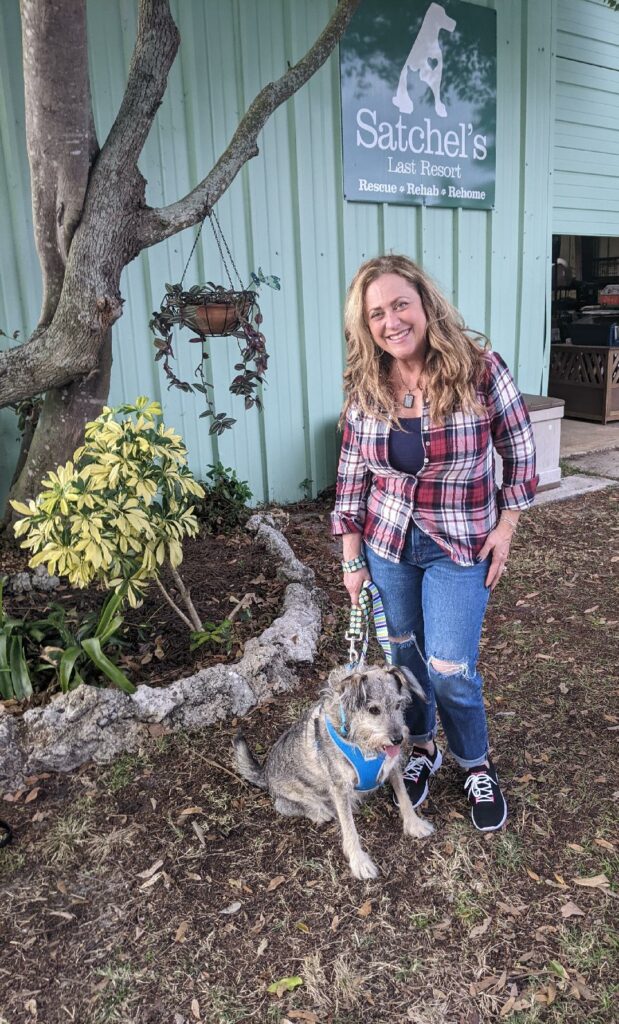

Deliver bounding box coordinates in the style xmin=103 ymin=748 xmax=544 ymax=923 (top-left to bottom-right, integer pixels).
xmin=0 ymin=487 xmax=617 ymax=1024
xmin=0 ymin=526 xmax=288 ymax=701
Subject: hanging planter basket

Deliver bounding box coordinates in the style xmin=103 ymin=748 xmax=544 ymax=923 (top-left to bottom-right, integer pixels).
xmin=149 ymin=209 xmax=279 ymax=436
xmin=166 ymin=285 xmax=257 ymax=337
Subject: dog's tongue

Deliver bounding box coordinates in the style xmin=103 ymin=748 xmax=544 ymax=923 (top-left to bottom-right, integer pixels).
xmin=383 ymin=744 xmax=401 ymax=758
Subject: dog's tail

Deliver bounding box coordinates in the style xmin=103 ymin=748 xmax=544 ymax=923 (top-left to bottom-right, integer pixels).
xmin=233 ymin=731 xmax=267 ymax=789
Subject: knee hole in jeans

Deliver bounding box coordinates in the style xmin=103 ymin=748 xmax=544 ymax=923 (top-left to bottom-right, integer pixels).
xmin=428 ymin=655 xmax=467 ymax=678
xmin=388 ymin=630 xmax=417 ymax=650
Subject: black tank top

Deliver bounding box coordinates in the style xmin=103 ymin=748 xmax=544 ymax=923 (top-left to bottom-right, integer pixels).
xmin=388 ymin=417 xmax=424 ymax=476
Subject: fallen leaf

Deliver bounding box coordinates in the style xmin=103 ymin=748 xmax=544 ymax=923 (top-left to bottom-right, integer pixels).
xmin=139 ymin=871 xmax=162 ymax=891
xmin=25 ymin=787 xmax=40 ymax=804
xmin=137 ymin=858 xmax=164 ymax=880
xmin=584 ymin=605 xmax=599 ymax=614
xmin=447 ymin=810 xmax=465 ymax=820
xmin=267 ymin=976 xmax=303 ymax=997
xmin=295 ymin=921 xmax=310 ymax=933
xmin=573 ymin=874 xmax=610 ymax=889
xmin=497 ymin=901 xmax=525 ymax=917
xmin=570 ymin=980 xmax=596 ymax=1000
xmin=357 ymin=899 xmax=373 ymax=918
xmin=174 ymin=920 xmax=189 ymax=942
xmin=256 ymin=937 xmax=268 ymax=957
xmin=287 ymin=1012 xmax=319 ymax=1023
xmin=179 ymin=806 xmax=203 ymax=817
xmin=567 ymin=843 xmax=585 ymax=853
xmin=266 ymin=874 xmax=286 ymax=892
xmin=526 ymin=868 xmax=541 ymax=882
xmin=220 ymin=901 xmax=241 ymax=915
xmin=192 ymin=820 xmax=206 ymax=845
xmin=56 ymin=881 xmax=68 ymax=895
xmin=515 ymin=773 xmax=536 ymax=784
xmin=49 ymin=911 xmax=75 ymax=921
xmin=560 ymin=901 xmax=585 ymax=919
xmin=559 ymin=682 xmax=569 ymax=695
xmin=499 ymin=996 xmax=516 ymax=1017
xmin=593 ymin=837 xmax=615 ymax=852
xmin=471 ymin=975 xmax=500 ymax=995
xmin=547 ymin=960 xmax=569 ymax=980
xmin=469 ymin=916 xmax=492 ymax=937
xmin=23 ymin=999 xmax=37 ymax=1017
xmin=191 ymin=997 xmax=201 ymax=1020
xmin=330 ymin=914 xmax=340 ymax=931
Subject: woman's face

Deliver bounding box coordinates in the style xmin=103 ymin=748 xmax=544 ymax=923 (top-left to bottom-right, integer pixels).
xmin=364 ymin=273 xmax=428 ymax=363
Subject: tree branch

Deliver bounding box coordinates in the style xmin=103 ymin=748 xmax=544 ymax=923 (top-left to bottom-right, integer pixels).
xmin=94 ymin=0 xmax=179 ymax=180
xmin=137 ymin=0 xmax=361 ymax=248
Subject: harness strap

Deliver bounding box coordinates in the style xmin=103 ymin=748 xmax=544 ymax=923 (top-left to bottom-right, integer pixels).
xmin=324 ymin=715 xmax=386 ymax=792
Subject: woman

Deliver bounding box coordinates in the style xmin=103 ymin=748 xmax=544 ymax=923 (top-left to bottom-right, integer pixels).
xmin=331 ymin=255 xmax=538 ymax=831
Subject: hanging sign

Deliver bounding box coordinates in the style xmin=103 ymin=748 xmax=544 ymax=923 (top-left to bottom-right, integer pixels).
xmin=340 ymin=0 xmax=496 ymax=209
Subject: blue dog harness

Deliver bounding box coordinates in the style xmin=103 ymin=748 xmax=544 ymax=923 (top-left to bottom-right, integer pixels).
xmin=324 ymin=714 xmax=387 ymax=792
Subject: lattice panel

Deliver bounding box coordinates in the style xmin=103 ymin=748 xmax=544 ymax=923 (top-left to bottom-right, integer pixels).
xmin=550 ymin=348 xmax=613 ymax=386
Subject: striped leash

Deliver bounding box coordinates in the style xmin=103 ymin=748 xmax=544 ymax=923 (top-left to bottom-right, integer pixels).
xmin=345 ymin=580 xmax=392 ymax=670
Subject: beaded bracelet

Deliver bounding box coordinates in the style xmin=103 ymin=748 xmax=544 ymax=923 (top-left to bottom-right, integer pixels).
xmin=341 ymin=555 xmax=368 ymax=573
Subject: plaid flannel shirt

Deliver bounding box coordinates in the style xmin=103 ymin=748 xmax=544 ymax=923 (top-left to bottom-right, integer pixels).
xmin=331 ymin=350 xmax=538 ymax=566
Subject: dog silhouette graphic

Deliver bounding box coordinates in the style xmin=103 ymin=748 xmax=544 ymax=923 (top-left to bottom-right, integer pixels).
xmin=392 ymin=2 xmax=456 ymax=118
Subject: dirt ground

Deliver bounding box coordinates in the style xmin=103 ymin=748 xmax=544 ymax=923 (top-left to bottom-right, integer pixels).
xmin=1 ymin=487 xmax=617 ymax=1024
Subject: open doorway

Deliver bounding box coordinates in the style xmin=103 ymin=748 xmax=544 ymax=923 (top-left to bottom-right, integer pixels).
xmin=549 ymin=235 xmax=619 ymax=424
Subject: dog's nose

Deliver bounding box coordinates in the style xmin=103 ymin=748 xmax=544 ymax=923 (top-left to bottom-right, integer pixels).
xmin=391 ymin=733 xmax=403 ymax=745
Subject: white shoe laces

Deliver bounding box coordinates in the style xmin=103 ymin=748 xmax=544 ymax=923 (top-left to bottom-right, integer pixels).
xmin=464 ymin=770 xmax=495 ymax=803
xmin=403 ymin=751 xmax=434 ymax=783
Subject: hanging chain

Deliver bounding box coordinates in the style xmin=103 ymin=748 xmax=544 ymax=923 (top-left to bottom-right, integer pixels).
xmin=178 ymin=204 xmax=246 ymax=293
xmin=209 ymin=208 xmax=246 ymax=291
xmin=180 ymin=217 xmax=206 ymax=289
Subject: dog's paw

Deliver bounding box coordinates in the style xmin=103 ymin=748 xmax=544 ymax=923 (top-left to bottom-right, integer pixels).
xmin=348 ymin=849 xmax=380 ymax=880
xmin=403 ymin=814 xmax=435 ymax=839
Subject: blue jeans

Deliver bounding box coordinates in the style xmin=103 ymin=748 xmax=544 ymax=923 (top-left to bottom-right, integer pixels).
xmin=364 ymin=524 xmax=491 ymax=769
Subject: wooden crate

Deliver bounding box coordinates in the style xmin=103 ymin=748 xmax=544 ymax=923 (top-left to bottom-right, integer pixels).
xmin=548 ymin=345 xmax=619 ymax=424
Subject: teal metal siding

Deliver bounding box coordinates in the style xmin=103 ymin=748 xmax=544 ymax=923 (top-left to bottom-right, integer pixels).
xmin=1 ymin=0 xmax=557 ymax=510
xmin=553 ymin=0 xmax=619 ymax=236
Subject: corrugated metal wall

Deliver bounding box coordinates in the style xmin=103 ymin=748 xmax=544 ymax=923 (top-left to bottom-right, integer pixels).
xmin=0 ymin=0 xmax=557 ymax=511
xmin=553 ymin=0 xmax=619 ymax=236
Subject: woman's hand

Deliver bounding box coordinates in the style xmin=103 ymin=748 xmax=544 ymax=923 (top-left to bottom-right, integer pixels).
xmin=477 ymin=523 xmax=514 ymax=591
xmin=343 ymin=567 xmax=371 ymax=607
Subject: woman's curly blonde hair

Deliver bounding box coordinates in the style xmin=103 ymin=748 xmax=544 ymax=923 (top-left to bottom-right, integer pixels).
xmin=341 ymin=254 xmax=490 ymax=425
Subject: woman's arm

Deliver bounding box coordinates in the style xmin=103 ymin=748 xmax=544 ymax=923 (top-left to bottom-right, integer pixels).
xmin=481 ymin=353 xmax=535 ymax=589
xmin=331 ymin=410 xmax=372 ymax=605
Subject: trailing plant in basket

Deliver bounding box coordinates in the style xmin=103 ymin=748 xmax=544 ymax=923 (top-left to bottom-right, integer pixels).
xmin=10 ymin=397 xmax=207 ymax=638
xmin=150 ymin=267 xmax=280 ymax=436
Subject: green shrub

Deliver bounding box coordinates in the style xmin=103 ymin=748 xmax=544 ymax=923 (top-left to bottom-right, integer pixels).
xmin=11 ymin=397 xmax=205 ymax=633
xmin=196 ymin=462 xmax=253 ymax=534
xmin=0 ymin=585 xmax=134 ymax=698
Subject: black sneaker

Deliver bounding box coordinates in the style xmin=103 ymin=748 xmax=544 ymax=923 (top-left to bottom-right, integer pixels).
xmin=400 ymin=743 xmax=443 ymax=808
xmin=464 ymin=760 xmax=507 ymax=831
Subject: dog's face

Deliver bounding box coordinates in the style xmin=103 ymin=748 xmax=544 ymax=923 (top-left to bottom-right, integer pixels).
xmin=324 ymin=665 xmax=424 ymax=757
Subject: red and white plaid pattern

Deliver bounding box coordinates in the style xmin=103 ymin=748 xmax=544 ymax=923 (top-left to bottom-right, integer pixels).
xmin=331 ymin=351 xmax=538 ymax=566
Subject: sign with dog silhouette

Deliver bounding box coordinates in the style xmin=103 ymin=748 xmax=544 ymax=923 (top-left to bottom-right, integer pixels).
xmin=340 ymin=0 xmax=496 ymax=208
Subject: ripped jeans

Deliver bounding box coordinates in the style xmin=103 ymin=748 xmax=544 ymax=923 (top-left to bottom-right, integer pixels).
xmin=364 ymin=524 xmax=491 ymax=769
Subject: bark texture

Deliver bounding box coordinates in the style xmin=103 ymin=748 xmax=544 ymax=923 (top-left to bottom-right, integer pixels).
xmin=2 ymin=0 xmax=361 ymax=508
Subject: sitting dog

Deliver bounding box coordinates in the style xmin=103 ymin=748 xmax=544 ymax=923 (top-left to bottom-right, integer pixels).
xmin=234 ymin=665 xmax=434 ymax=880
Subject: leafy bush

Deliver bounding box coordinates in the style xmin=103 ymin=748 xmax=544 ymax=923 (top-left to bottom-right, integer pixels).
xmin=196 ymin=462 xmax=253 ymax=534
xmin=11 ymin=397 xmax=205 ymax=632
xmin=0 ymin=585 xmax=134 ymax=698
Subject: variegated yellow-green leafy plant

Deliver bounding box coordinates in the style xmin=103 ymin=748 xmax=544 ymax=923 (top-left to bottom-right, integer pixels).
xmin=11 ymin=397 xmax=206 ymax=632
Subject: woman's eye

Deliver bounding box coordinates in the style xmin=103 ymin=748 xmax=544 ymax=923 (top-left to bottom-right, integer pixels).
xmin=368 ymin=705 xmax=381 ymax=716
xmin=369 ymin=310 xmax=383 ymax=320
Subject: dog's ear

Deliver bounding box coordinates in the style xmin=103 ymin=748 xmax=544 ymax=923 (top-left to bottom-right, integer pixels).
xmin=326 ymin=668 xmax=368 ymax=710
xmin=388 ymin=665 xmax=427 ymax=703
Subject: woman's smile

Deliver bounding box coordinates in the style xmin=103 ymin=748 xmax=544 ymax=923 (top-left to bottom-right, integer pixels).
xmin=364 ymin=273 xmax=428 ymax=364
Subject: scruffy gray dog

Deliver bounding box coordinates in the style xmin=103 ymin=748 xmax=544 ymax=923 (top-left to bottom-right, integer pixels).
xmin=234 ymin=665 xmax=434 ymax=879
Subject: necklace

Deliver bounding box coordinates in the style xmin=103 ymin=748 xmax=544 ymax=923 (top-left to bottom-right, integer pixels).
xmin=394 ymin=362 xmax=423 ymax=409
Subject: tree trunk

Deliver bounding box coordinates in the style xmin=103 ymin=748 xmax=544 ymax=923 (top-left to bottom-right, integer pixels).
xmin=8 ymin=333 xmax=113 ymax=509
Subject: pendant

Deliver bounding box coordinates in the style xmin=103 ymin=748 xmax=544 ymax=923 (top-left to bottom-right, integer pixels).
xmin=402 ymin=392 xmax=415 ymax=409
